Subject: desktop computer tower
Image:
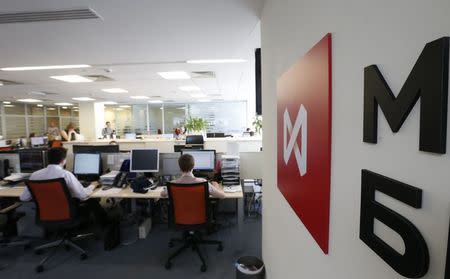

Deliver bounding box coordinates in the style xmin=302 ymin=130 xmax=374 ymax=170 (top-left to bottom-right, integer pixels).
xmin=0 ymin=159 xmax=10 ymax=179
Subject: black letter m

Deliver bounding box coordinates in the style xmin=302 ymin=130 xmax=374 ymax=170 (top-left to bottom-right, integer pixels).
xmin=364 ymin=37 xmax=449 ymax=154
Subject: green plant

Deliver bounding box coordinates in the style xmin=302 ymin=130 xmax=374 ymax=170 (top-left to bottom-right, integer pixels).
xmin=185 ymin=117 xmax=209 ymax=133
xmin=252 ymin=115 xmax=262 ymax=134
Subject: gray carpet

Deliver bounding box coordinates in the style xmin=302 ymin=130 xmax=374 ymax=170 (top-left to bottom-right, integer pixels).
xmin=0 ymin=214 xmax=261 ymax=279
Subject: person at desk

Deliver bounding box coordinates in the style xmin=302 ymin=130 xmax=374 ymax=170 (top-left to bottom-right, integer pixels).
xmin=102 ymin=121 xmax=115 ymax=139
xmin=60 ymin=122 xmax=82 ymax=141
xmin=163 ymin=154 xmax=226 ymax=199
xmin=47 ymin=120 xmax=61 ymax=141
xmin=19 ymin=147 xmax=108 ymax=224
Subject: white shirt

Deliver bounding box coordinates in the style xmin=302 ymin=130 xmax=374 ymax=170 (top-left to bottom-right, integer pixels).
xmin=20 ymin=164 xmax=95 ymax=201
xmin=162 ymin=172 xmax=224 ymax=199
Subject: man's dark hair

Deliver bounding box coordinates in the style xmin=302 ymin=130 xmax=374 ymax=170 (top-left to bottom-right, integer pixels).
xmin=106 ymin=121 xmax=110 ymax=125
xmin=47 ymin=147 xmax=68 ymax=165
xmin=178 ymin=154 xmax=195 ymax=172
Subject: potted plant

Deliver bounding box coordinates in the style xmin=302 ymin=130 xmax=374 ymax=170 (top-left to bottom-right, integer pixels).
xmin=184 ymin=117 xmax=209 ymax=135
xmin=252 ymin=115 xmax=262 ymax=135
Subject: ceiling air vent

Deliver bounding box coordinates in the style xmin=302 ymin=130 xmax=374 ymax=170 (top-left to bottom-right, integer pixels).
xmin=0 ymin=8 xmax=101 ymax=24
xmin=84 ymin=75 xmax=114 ymax=82
xmin=191 ymin=71 xmax=215 ymax=79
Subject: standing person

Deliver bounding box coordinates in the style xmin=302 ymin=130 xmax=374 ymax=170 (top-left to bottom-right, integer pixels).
xmin=61 ymin=122 xmax=81 ymax=141
xmin=47 ymin=120 xmax=60 ymax=140
xmin=102 ymin=121 xmax=114 ymax=139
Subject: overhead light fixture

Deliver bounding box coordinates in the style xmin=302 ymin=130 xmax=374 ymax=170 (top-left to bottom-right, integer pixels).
xmin=130 ymin=96 xmax=149 ymax=100
xmin=50 ymin=75 xmax=93 ymax=83
xmin=54 ymin=102 xmax=73 ymax=106
xmin=37 ymin=104 xmax=44 ymax=107
xmin=62 ymin=106 xmax=68 ymax=109
xmin=0 ymin=82 xmax=3 ymax=86
xmin=119 ymin=105 xmax=131 ymax=108
xmin=73 ymin=106 xmax=79 ymax=109
xmin=101 ymin=101 xmax=117 ymax=105
xmin=1 ymin=64 xmax=91 ymax=71
xmin=4 ymin=104 xmax=15 ymax=107
xmin=158 ymin=71 xmax=190 ymax=80
xmin=102 ymin=88 xmax=128 ymax=93
xmin=115 ymin=108 xmax=124 ymax=111
xmin=3 ymin=101 xmax=11 ymax=104
xmin=198 ymin=99 xmax=211 ymax=102
xmin=18 ymin=98 xmax=42 ymax=103
xmin=47 ymin=107 xmax=56 ymax=111
xmin=148 ymin=100 xmax=163 ymax=104
xmin=72 ymin=97 xmax=96 ymax=101
xmin=186 ymin=59 xmax=246 ymax=64
xmin=191 ymin=93 xmax=207 ymax=98
xmin=179 ymin=85 xmax=200 ymax=92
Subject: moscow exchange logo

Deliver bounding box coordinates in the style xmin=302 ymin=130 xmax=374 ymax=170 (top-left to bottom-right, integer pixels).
xmin=283 ymin=105 xmax=307 ymax=176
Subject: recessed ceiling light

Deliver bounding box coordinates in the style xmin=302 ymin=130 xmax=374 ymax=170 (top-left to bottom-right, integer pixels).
xmin=186 ymin=59 xmax=246 ymax=64
xmin=101 ymin=101 xmax=118 ymax=105
xmin=1 ymin=64 xmax=91 ymax=71
xmin=179 ymin=85 xmax=201 ymax=92
xmin=0 ymin=82 xmax=3 ymax=86
xmin=37 ymin=104 xmax=43 ymax=107
xmin=191 ymin=93 xmax=207 ymax=98
xmin=18 ymin=98 xmax=42 ymax=103
xmin=3 ymin=101 xmax=11 ymax=104
xmin=72 ymin=97 xmax=96 ymax=101
xmin=148 ymin=100 xmax=163 ymax=104
xmin=198 ymin=99 xmax=211 ymax=102
xmin=54 ymin=102 xmax=73 ymax=106
xmin=158 ymin=71 xmax=190 ymax=80
xmin=115 ymin=108 xmax=124 ymax=111
xmin=47 ymin=107 xmax=56 ymax=111
xmin=50 ymin=75 xmax=93 ymax=83
xmin=4 ymin=104 xmax=14 ymax=107
xmin=102 ymin=88 xmax=128 ymax=93
xmin=62 ymin=106 xmax=68 ymax=109
xmin=130 ymin=96 xmax=149 ymax=100
xmin=73 ymin=106 xmax=79 ymax=109
xmin=119 ymin=105 xmax=131 ymax=108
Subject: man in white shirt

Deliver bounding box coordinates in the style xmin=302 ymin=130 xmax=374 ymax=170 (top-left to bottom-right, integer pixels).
xmin=20 ymin=147 xmax=107 ymax=225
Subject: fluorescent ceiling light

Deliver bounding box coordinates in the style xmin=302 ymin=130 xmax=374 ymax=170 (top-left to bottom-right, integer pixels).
xmin=62 ymin=106 xmax=68 ymax=109
xmin=4 ymin=104 xmax=14 ymax=107
xmin=179 ymin=85 xmax=200 ymax=92
xmin=3 ymin=101 xmax=11 ymax=104
xmin=115 ymin=108 xmax=124 ymax=111
xmin=130 ymin=96 xmax=149 ymax=100
xmin=18 ymin=98 xmax=42 ymax=103
xmin=100 ymin=101 xmax=117 ymax=105
xmin=119 ymin=105 xmax=131 ymax=108
xmin=50 ymin=75 xmax=93 ymax=83
xmin=47 ymin=108 xmax=56 ymax=111
xmin=73 ymin=106 xmax=79 ymax=109
xmin=37 ymin=104 xmax=43 ymax=107
xmin=102 ymin=88 xmax=128 ymax=93
xmin=191 ymin=93 xmax=207 ymax=98
xmin=158 ymin=71 xmax=190 ymax=80
xmin=55 ymin=102 xmax=73 ymax=106
xmin=0 ymin=82 xmax=3 ymax=86
xmin=148 ymin=100 xmax=163 ymax=104
xmin=72 ymin=97 xmax=96 ymax=101
xmin=1 ymin=64 xmax=90 ymax=71
xmin=186 ymin=59 xmax=246 ymax=64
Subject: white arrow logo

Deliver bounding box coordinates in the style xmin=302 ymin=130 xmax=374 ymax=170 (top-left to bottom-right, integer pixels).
xmin=283 ymin=105 xmax=307 ymax=176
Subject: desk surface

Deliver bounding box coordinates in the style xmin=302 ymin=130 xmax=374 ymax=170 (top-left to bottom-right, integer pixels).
xmin=0 ymin=185 xmax=243 ymax=199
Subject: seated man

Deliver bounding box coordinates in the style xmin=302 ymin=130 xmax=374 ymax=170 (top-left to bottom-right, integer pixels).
xmin=20 ymin=147 xmax=108 ymax=225
xmin=164 ymin=153 xmax=226 ymax=199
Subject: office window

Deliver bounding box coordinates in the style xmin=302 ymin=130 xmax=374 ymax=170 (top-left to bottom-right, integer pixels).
xmin=5 ymin=116 xmax=26 ymax=139
xmin=59 ymin=107 xmax=71 ymax=117
xmin=104 ymin=106 xmax=133 ymax=137
xmin=46 ymin=107 xmax=58 ymax=116
xmin=132 ymin=105 xmax=147 ymax=135
xmin=164 ymin=104 xmax=185 ymax=134
xmin=28 ymin=117 xmax=45 ymax=136
xmin=27 ymin=105 xmax=44 ymax=116
xmin=148 ymin=104 xmax=163 ymax=134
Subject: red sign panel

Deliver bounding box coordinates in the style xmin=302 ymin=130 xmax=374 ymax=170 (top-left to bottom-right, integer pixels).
xmin=277 ymin=33 xmax=332 ymax=254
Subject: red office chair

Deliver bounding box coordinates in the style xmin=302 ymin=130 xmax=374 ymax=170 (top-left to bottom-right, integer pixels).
xmin=25 ymin=178 xmax=95 ymax=273
xmin=50 ymin=140 xmax=62 ymax=148
xmin=165 ymin=182 xmax=223 ymax=272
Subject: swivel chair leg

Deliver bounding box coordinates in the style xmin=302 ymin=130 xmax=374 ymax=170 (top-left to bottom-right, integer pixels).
xmin=193 ymin=243 xmax=207 ymax=272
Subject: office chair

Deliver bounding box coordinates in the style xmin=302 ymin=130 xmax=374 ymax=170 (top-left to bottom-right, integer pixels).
xmin=50 ymin=140 xmax=62 ymax=148
xmin=0 ymin=202 xmax=30 ymax=270
xmin=25 ymin=178 xmax=95 ymax=273
xmin=165 ymin=182 xmax=223 ymax=272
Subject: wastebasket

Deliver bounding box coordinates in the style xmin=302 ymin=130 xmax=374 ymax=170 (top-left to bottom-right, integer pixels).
xmin=235 ymin=256 xmax=265 ymax=279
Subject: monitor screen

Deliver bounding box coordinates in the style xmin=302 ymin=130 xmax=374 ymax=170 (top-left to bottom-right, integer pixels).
xmin=31 ymin=137 xmax=45 ymax=146
xmin=19 ymin=150 xmax=46 ymax=173
xmin=73 ymin=153 xmax=101 ymax=175
xmin=181 ymin=150 xmax=216 ymax=171
xmin=161 ymin=157 xmax=181 ymax=176
xmin=125 ymin=133 xmax=136 ymax=140
xmin=130 ymin=149 xmax=159 ymax=172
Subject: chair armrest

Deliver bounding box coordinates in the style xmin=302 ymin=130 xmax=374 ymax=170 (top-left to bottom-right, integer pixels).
xmin=0 ymin=202 xmax=22 ymax=214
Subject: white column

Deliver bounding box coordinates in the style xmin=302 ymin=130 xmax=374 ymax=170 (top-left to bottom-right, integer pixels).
xmin=79 ymin=102 xmax=105 ymax=140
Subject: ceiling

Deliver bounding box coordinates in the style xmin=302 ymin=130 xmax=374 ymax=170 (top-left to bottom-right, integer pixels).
xmin=0 ymin=0 xmax=262 ymax=105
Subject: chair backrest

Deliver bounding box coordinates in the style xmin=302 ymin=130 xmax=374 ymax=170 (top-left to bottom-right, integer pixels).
xmin=167 ymin=182 xmax=209 ymax=226
xmin=25 ymin=178 xmax=76 ymax=224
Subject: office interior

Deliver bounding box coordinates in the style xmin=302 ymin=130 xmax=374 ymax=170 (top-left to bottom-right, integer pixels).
xmin=0 ymin=1 xmax=263 ymax=278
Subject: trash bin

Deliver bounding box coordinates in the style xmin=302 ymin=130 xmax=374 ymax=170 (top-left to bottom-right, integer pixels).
xmin=236 ymin=256 xmax=265 ymax=279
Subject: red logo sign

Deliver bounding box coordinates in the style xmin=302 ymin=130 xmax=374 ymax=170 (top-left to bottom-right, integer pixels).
xmin=277 ymin=33 xmax=332 ymax=254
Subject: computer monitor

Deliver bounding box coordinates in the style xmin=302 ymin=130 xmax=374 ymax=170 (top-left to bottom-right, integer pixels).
xmin=181 ymin=149 xmax=216 ymax=171
xmin=159 ymin=153 xmax=181 ymax=176
xmin=185 ymin=135 xmax=204 ymax=145
xmin=19 ymin=149 xmax=47 ymax=173
xmin=73 ymin=145 xmax=120 ymax=154
xmin=130 ymin=149 xmax=159 ymax=173
xmin=125 ymin=133 xmax=137 ymax=140
xmin=30 ymin=136 xmax=47 ymax=146
xmin=73 ymin=153 xmax=101 ymax=176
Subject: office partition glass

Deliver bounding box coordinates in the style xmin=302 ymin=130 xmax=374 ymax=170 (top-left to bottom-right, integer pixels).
xmin=164 ymin=104 xmax=185 ymax=134
xmin=132 ymin=105 xmax=147 ymax=135
xmin=148 ymin=104 xmax=163 ymax=134
xmin=187 ymin=102 xmax=247 ymax=133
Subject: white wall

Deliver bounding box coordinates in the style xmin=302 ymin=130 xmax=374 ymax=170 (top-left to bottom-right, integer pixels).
xmin=261 ymin=0 xmax=450 ymax=278
xmin=79 ymin=102 xmax=105 ymax=140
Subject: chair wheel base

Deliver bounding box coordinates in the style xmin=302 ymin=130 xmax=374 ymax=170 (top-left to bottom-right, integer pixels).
xmin=35 ymin=265 xmax=44 ymax=273
xmin=80 ymin=253 xmax=88 ymax=260
xmin=165 ymin=262 xmax=172 ymax=270
xmin=200 ymin=264 xmax=207 ymax=272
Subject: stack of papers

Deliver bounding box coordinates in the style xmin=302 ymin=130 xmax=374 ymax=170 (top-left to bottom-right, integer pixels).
xmin=223 ymin=185 xmax=242 ymax=193
xmin=222 ymin=156 xmax=240 ymax=187
xmin=100 ymin=171 xmax=120 ymax=186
